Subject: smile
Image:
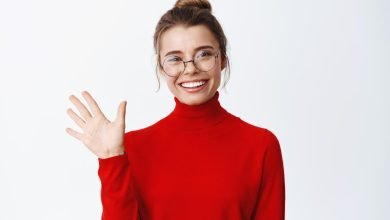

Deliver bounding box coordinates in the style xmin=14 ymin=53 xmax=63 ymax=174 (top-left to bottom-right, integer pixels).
xmin=180 ymin=80 xmax=207 ymax=88
xmin=179 ymin=80 xmax=208 ymax=93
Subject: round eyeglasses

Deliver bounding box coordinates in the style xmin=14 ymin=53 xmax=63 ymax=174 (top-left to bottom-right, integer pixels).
xmin=161 ymin=50 xmax=220 ymax=77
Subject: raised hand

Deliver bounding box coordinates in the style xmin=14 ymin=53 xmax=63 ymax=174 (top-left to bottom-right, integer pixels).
xmin=66 ymin=91 xmax=127 ymax=159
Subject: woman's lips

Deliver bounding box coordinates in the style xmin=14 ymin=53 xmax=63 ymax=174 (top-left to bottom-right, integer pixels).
xmin=179 ymin=80 xmax=208 ymax=92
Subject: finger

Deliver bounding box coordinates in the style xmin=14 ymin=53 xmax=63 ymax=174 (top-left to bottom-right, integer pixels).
xmin=66 ymin=108 xmax=86 ymax=129
xmin=81 ymin=91 xmax=105 ymax=118
xmin=65 ymin=128 xmax=84 ymax=142
xmin=69 ymin=94 xmax=92 ymax=121
xmin=115 ymin=101 xmax=126 ymax=124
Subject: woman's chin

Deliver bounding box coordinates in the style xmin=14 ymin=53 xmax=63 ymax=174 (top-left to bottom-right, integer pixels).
xmin=177 ymin=91 xmax=216 ymax=106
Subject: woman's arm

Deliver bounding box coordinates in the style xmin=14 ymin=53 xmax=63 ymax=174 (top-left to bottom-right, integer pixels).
xmin=66 ymin=91 xmax=138 ymax=218
xmin=252 ymin=129 xmax=286 ymax=220
xmin=98 ymin=151 xmax=140 ymax=220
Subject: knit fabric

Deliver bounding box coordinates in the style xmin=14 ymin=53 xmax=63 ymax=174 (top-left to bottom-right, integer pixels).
xmin=98 ymin=91 xmax=285 ymax=220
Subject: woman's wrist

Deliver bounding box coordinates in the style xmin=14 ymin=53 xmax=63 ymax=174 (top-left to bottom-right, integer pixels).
xmin=99 ymin=147 xmax=125 ymax=159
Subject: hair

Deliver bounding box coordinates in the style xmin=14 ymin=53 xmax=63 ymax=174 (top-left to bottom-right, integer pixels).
xmin=153 ymin=0 xmax=231 ymax=92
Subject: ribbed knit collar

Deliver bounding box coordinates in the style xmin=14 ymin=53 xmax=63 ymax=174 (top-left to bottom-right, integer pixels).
xmin=166 ymin=91 xmax=231 ymax=131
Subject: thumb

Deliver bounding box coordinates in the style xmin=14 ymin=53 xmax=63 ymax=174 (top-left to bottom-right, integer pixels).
xmin=115 ymin=100 xmax=127 ymax=125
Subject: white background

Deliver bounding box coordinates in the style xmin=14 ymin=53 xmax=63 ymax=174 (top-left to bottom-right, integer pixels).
xmin=0 ymin=0 xmax=389 ymax=219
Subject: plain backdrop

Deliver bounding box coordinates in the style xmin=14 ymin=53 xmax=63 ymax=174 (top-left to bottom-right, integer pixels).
xmin=0 ymin=0 xmax=389 ymax=219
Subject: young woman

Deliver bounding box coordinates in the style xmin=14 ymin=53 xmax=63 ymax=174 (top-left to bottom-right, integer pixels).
xmin=66 ymin=0 xmax=285 ymax=219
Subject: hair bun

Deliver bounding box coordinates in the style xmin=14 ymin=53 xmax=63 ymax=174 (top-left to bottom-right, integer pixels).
xmin=174 ymin=0 xmax=212 ymax=12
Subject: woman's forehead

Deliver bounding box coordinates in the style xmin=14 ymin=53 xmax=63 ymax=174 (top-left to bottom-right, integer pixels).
xmin=159 ymin=25 xmax=219 ymax=55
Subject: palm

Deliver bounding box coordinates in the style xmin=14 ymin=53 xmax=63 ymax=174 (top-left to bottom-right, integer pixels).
xmin=82 ymin=116 xmax=124 ymax=156
xmin=66 ymin=91 xmax=127 ymax=159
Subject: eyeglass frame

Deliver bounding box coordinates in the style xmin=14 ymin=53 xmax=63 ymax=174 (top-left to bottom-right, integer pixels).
xmin=160 ymin=50 xmax=221 ymax=77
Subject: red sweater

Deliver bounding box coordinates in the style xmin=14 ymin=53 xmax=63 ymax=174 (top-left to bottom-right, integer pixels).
xmin=98 ymin=91 xmax=285 ymax=220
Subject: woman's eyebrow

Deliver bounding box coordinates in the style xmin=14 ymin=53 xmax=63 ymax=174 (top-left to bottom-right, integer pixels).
xmin=164 ymin=45 xmax=215 ymax=57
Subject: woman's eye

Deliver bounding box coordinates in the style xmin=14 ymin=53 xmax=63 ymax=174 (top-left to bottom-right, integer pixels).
xmin=167 ymin=56 xmax=181 ymax=62
xmin=197 ymin=50 xmax=212 ymax=58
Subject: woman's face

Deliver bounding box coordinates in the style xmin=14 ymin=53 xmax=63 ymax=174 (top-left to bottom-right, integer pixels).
xmin=159 ymin=24 xmax=225 ymax=105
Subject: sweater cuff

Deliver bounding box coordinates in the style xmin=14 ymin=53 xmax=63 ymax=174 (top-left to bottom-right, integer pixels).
xmin=98 ymin=151 xmax=128 ymax=167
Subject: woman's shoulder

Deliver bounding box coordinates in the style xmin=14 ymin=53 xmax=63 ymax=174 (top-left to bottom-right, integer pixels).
xmin=231 ymin=115 xmax=280 ymax=142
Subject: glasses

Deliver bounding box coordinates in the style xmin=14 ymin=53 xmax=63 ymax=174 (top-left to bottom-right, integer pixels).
xmin=161 ymin=50 xmax=220 ymax=77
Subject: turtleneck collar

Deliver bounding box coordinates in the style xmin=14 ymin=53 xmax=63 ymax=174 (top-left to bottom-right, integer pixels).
xmin=166 ymin=91 xmax=231 ymax=131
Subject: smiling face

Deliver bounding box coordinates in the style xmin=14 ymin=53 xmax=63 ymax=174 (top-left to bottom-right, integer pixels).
xmin=158 ymin=24 xmax=226 ymax=105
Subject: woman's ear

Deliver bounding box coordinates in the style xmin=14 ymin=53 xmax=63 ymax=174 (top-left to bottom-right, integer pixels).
xmin=155 ymin=56 xmax=164 ymax=76
xmin=221 ymin=56 xmax=227 ymax=71
xmin=157 ymin=65 xmax=167 ymax=81
xmin=158 ymin=64 xmax=165 ymax=76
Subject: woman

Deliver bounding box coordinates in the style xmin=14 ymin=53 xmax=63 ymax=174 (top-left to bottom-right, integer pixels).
xmin=66 ymin=0 xmax=285 ymax=219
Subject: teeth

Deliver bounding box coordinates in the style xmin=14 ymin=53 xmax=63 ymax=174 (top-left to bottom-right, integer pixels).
xmin=181 ymin=80 xmax=206 ymax=88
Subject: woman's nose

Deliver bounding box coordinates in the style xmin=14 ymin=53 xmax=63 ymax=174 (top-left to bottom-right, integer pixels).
xmin=183 ymin=61 xmax=198 ymax=75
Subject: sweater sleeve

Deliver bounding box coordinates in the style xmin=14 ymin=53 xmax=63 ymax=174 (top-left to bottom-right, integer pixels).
xmin=252 ymin=129 xmax=286 ymax=220
xmin=98 ymin=150 xmax=139 ymax=220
